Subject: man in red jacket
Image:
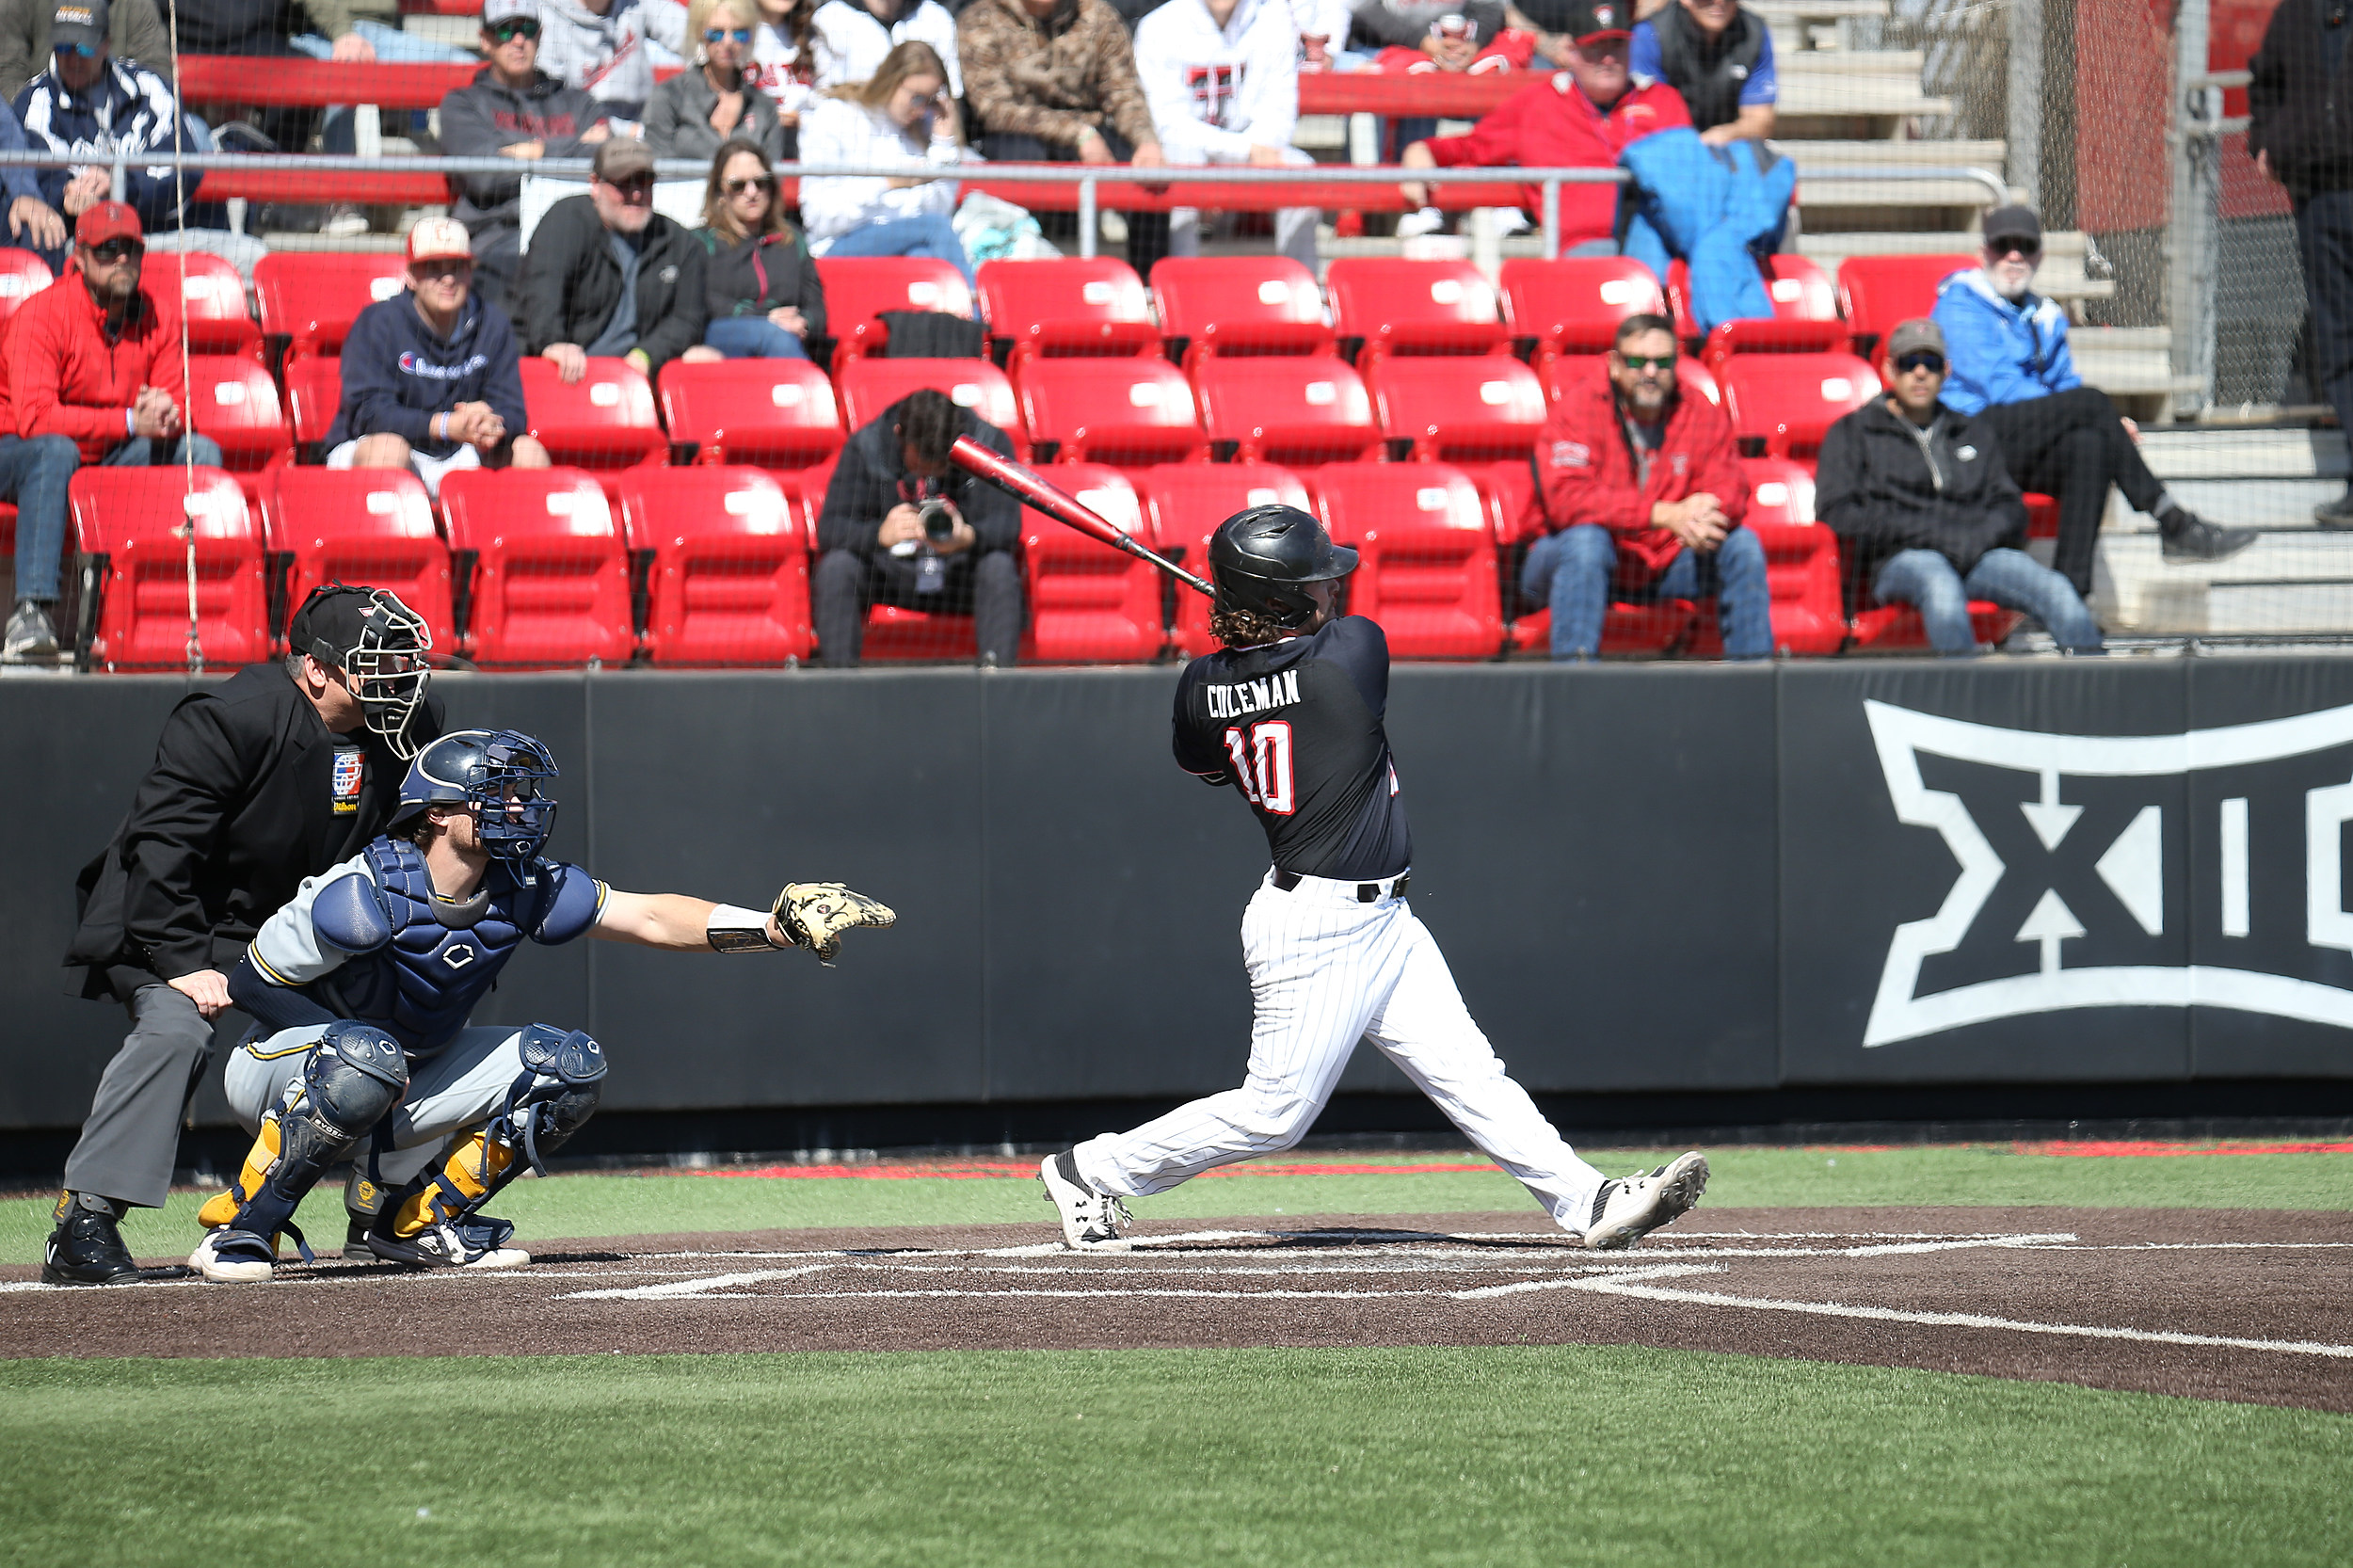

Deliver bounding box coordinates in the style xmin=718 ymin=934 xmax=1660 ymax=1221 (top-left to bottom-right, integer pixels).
xmin=0 ymin=200 xmax=217 ymax=664
xmin=1524 ymin=312 xmax=1770 ymax=660
xmin=1394 ymin=0 xmax=1689 ymax=249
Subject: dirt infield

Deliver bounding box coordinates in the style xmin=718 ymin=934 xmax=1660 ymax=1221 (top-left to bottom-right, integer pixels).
xmin=7 ymin=1206 xmax=2350 ymax=1412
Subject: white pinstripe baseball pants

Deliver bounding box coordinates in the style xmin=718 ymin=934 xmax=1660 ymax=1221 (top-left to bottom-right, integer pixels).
xmin=1073 ymin=869 xmax=1609 ymax=1230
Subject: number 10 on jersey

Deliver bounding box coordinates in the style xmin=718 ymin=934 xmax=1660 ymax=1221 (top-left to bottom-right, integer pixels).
xmin=1224 ymin=721 xmax=1295 ymax=815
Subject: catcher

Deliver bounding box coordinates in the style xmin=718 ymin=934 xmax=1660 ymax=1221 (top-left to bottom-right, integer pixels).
xmin=189 ymin=728 xmax=894 ymax=1283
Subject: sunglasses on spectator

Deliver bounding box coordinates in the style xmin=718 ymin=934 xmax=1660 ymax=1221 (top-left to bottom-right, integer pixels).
xmin=1615 ymin=352 xmax=1675 ymax=371
xmin=414 ymin=258 xmax=472 ymax=280
xmin=1895 ymin=351 xmax=1946 ymax=376
xmin=705 ymin=26 xmax=753 ymax=42
xmin=53 ymin=42 xmax=97 ymax=57
xmin=603 ymin=174 xmax=656 ymax=198
xmin=1986 ymin=236 xmax=2040 ymax=259
xmin=85 ymin=239 xmax=141 ymax=263
xmin=488 ymin=18 xmax=541 ymax=41
xmin=725 ymin=175 xmax=776 ymax=196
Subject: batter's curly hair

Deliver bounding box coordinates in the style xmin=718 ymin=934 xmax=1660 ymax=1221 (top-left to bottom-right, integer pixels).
xmin=1209 ymin=605 xmax=1290 ymax=647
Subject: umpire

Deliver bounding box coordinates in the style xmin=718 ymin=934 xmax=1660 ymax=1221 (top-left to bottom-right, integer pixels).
xmin=41 ymin=584 xmax=444 ymax=1285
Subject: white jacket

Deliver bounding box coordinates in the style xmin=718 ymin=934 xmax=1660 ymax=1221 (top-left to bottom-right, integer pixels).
xmin=1289 ymin=0 xmax=1353 ymax=55
xmin=809 ymin=0 xmax=963 ymax=97
xmin=534 ymin=0 xmax=687 ymax=110
xmin=1134 ymin=0 xmax=1302 ymax=165
xmin=796 ymin=93 xmax=968 ymax=243
xmin=750 ymin=23 xmax=816 ymax=120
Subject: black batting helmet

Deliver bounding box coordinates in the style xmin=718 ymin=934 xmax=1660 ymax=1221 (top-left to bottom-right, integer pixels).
xmin=1208 ymin=504 xmax=1357 ymax=631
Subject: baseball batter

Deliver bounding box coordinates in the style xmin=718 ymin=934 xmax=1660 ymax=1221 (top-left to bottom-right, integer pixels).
xmin=1039 ymin=505 xmax=1708 ymax=1250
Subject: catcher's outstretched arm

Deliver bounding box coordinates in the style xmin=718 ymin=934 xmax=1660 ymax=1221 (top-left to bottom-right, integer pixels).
xmin=590 ymin=890 xmax=779 ymax=951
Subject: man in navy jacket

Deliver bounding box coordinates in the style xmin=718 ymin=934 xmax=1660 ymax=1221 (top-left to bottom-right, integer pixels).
xmin=325 ymin=216 xmax=550 ymax=496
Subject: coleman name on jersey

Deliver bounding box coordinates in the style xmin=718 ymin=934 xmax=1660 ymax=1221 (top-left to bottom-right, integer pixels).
xmin=1205 ymin=668 xmax=1303 ymax=719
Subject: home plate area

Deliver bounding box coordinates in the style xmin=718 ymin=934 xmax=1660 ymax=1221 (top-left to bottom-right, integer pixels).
xmin=8 ymin=1207 xmax=2351 ymax=1411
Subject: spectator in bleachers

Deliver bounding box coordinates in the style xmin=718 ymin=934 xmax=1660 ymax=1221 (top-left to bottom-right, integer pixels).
xmin=1290 ymin=0 xmax=1350 ymax=68
xmin=0 ymin=92 xmax=62 ymax=254
xmin=15 ymin=3 xmax=266 ymax=275
xmin=797 ymin=40 xmax=978 ymax=287
xmin=324 ymin=216 xmax=550 ymax=498
xmin=1523 ymin=312 xmax=1769 ymax=661
xmin=0 ymin=0 xmax=167 ymax=106
xmin=0 ymin=200 xmax=220 ymax=663
xmin=520 ymin=136 xmax=718 ymax=383
xmin=648 ymin=0 xmax=790 ymax=161
xmin=812 ymin=0 xmax=961 ymax=94
xmin=958 ymin=0 xmax=1168 ymax=271
xmin=815 ymin=386 xmax=1023 ymax=666
xmin=536 ymin=0 xmax=688 ymax=124
xmin=1396 ymin=0 xmax=1686 ymax=248
xmin=1932 ymin=202 xmax=2255 ymax=599
xmin=695 ymin=136 xmax=824 ymax=357
xmin=747 ymin=0 xmax=818 ymax=152
xmin=1818 ymin=317 xmax=2102 ymax=658
xmin=440 ymin=0 xmax=617 ymax=312
xmin=1369 ymin=10 xmax=1532 ymax=74
xmin=1349 ymin=0 xmax=1504 ymax=55
xmin=1626 ymin=0 xmax=1769 ymax=146
xmin=1134 ymin=0 xmax=1318 ymax=269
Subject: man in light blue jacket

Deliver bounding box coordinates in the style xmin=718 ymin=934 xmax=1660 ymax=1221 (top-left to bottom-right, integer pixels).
xmin=1932 ymin=202 xmax=2254 ymax=599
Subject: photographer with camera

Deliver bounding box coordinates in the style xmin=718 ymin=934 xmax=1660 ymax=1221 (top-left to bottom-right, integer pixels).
xmin=812 ymin=386 xmax=1025 ymax=665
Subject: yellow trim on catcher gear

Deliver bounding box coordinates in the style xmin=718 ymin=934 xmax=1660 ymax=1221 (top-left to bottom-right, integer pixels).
xmin=198 ymin=1115 xmax=282 ymax=1229
xmin=245 ymin=944 xmax=297 ymax=988
xmin=391 ymin=1128 xmax=515 ymax=1238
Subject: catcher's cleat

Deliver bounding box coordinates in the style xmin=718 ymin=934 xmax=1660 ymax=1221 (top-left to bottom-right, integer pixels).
xmin=364 ymin=1216 xmax=530 ymax=1271
xmin=1039 ymin=1151 xmax=1132 ymax=1252
xmin=41 ymin=1198 xmax=141 ymax=1287
xmin=1582 ymin=1152 xmax=1709 ymax=1251
xmin=343 ymin=1218 xmax=380 ymax=1260
xmin=190 ymin=1228 xmax=281 ymax=1284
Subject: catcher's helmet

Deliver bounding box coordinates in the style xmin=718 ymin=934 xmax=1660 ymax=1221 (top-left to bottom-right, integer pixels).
xmin=1207 ymin=504 xmax=1357 ymax=632
xmin=389 ymin=728 xmax=560 ymax=861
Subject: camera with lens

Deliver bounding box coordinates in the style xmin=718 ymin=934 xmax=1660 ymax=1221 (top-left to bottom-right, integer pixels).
xmin=918 ymin=496 xmax=956 ymax=544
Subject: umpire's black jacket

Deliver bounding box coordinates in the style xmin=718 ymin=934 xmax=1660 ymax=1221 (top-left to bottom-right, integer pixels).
xmin=63 ymin=663 xmax=442 ymax=999
xmin=816 ymin=400 xmax=1021 ymax=563
xmin=1815 ymin=397 xmax=2030 ymax=614
xmin=517 ymin=196 xmax=708 ymax=376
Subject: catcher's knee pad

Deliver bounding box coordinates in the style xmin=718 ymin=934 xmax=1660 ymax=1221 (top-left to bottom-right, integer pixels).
xmin=387 ymin=1025 xmax=603 ymax=1239
xmin=208 ymin=1022 xmax=407 ymax=1254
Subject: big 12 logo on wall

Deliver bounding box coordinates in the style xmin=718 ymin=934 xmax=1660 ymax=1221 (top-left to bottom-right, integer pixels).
xmin=1864 ymin=698 xmax=2353 ymax=1047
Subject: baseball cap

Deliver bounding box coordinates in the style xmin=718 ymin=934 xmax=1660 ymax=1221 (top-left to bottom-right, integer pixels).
xmin=482 ymin=0 xmax=536 ymax=24
xmin=74 ymin=200 xmax=139 ymax=247
xmin=1886 ymin=318 xmax=1946 ymax=360
xmin=1980 ymin=203 xmax=2043 ymax=249
xmin=406 ymin=215 xmax=472 ymax=264
xmin=1519 ymin=0 xmax=1630 ymax=42
xmin=592 ymin=136 xmax=654 ymax=183
xmin=51 ymin=0 xmax=106 ymax=52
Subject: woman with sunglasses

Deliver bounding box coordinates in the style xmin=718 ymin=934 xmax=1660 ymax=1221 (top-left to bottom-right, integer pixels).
xmin=648 ymin=0 xmax=789 ymax=161
xmin=694 ymin=136 xmax=826 ymax=358
xmin=796 ymin=40 xmax=976 ymax=289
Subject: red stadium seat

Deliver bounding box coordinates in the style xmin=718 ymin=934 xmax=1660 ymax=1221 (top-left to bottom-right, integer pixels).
xmin=440 ymin=468 xmax=634 ymax=666
xmin=1018 ymin=463 xmax=1163 ymax=663
xmin=0 ymin=247 xmax=52 ymax=322
xmin=614 ymin=466 xmax=811 ymax=665
xmin=812 ymin=257 xmax=976 ymax=369
xmin=283 ymin=354 xmax=342 ymax=454
xmin=1324 ymin=259 xmax=1509 ymax=371
xmin=1149 ymin=256 xmax=1332 ymax=368
xmin=1193 ymin=354 xmax=1377 ymax=466
xmin=836 ymin=357 xmax=1025 ymax=454
xmin=2025 ymin=492 xmax=2059 ymax=538
xmin=1308 ymin=463 xmax=1501 ymax=658
xmin=258 ymin=466 xmax=453 ymax=653
xmin=72 ymin=466 xmax=268 ymax=670
xmin=1369 ymin=355 xmax=1545 ymax=462
xmin=1703 ymin=458 xmax=1844 ymax=656
xmin=184 ymin=356 xmax=294 ymax=504
xmin=1015 ymin=356 xmax=1204 ymax=467
xmin=978 ymin=258 xmax=1157 ymax=366
xmin=517 ymin=357 xmax=666 ymax=472
xmin=1836 ymin=252 xmax=1976 ymax=361
xmin=1764 ymin=255 xmax=1840 ymax=324
xmin=161 ymin=251 xmax=263 ymax=360
xmin=1141 ymin=461 xmax=1312 ymax=658
xmin=1848 ymin=597 xmax=2022 ymax=652
xmin=1498 ymin=257 xmax=1665 ymax=363
xmin=657 ymin=359 xmax=842 ymax=469
xmin=1717 ymin=353 xmax=1878 ymax=459
xmin=255 ymin=250 xmax=408 ymax=360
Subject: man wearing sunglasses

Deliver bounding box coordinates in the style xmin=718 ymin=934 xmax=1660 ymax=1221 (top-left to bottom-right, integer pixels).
xmin=440 ymin=0 xmax=619 ymax=311
xmin=1817 ymin=317 xmax=2103 ymax=658
xmin=519 ymin=136 xmax=718 ymax=384
xmin=1932 ymin=202 xmax=2255 ymax=600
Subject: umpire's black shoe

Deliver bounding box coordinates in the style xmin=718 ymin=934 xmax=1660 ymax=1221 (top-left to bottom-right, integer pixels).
xmin=41 ymin=1208 xmax=142 ymax=1286
xmin=2161 ymin=513 xmax=2259 ymax=563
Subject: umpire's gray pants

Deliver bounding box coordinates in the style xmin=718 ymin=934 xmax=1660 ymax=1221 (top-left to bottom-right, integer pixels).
xmin=60 ymin=982 xmax=216 ymax=1211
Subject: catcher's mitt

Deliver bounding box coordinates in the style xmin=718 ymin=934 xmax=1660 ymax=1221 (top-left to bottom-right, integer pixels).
xmin=772 ymin=882 xmax=897 ymax=966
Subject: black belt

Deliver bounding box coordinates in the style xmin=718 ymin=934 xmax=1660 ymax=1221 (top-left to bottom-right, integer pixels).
xmin=1273 ymin=870 xmax=1409 ymax=902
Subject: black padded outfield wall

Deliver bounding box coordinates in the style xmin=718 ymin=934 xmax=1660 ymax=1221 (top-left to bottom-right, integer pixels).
xmin=1 ymin=659 xmax=2348 ymax=1132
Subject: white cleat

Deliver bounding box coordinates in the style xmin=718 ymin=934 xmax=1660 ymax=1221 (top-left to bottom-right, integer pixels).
xmin=1581 ymin=1152 xmax=1709 ymax=1251
xmin=364 ymin=1221 xmax=530 ymax=1270
xmin=189 ymin=1228 xmax=277 ymax=1284
xmin=1038 ymin=1151 xmax=1132 ymax=1252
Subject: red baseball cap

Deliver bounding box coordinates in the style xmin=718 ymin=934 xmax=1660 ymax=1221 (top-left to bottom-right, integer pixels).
xmin=75 ymin=200 xmax=141 ymax=247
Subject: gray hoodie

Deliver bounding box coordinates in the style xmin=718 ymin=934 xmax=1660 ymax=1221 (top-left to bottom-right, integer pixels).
xmin=533 ymin=0 xmax=686 ymax=118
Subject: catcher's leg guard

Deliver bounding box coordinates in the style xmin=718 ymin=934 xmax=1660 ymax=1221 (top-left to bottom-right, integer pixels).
xmin=375 ymin=1025 xmax=604 ymax=1266
xmin=194 ymin=1023 xmax=407 ymax=1281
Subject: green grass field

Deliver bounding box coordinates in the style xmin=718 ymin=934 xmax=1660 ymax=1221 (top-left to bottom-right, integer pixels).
xmin=6 ymin=1144 xmax=2349 ymax=1567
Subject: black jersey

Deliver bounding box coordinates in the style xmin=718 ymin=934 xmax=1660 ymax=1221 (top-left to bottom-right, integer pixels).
xmin=1172 ymin=616 xmax=1412 ymax=881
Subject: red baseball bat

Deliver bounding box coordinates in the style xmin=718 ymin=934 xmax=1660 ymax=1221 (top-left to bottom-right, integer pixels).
xmin=949 ymin=435 xmax=1214 ymax=598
